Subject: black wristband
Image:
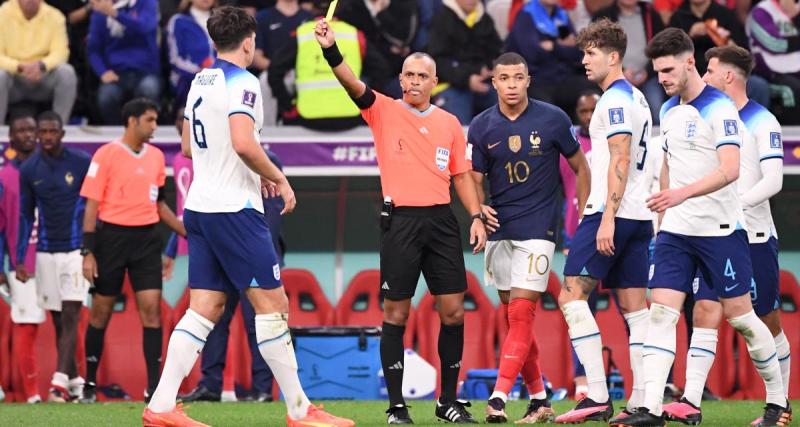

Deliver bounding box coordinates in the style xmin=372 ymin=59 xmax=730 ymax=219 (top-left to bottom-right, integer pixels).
xmin=82 ymin=231 xmax=96 ymax=252
xmin=322 ymin=43 xmax=344 ymax=68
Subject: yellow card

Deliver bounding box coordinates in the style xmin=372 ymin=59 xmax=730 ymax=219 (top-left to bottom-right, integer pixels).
xmin=326 ymin=0 xmax=338 ymax=21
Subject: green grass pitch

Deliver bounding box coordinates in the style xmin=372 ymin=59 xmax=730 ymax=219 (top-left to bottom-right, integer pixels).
xmin=1 ymin=399 xmax=796 ymax=426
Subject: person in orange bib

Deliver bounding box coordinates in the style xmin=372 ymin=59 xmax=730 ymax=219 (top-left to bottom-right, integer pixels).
xmin=315 ymin=17 xmax=488 ymax=425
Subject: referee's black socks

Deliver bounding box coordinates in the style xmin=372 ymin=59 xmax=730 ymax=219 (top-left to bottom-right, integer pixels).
xmin=380 ymin=322 xmax=406 ymax=407
xmin=143 ymin=327 xmax=163 ymax=392
xmin=85 ymin=325 xmax=105 ymax=384
xmin=438 ymin=323 xmax=464 ymax=403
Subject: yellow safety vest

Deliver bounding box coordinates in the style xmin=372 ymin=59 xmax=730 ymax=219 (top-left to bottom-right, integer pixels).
xmin=295 ymin=20 xmax=362 ymax=119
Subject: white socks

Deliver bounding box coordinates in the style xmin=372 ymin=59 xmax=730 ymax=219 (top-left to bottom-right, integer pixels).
xmin=255 ymin=313 xmax=310 ymax=420
xmin=774 ymin=331 xmax=791 ymax=398
xmin=623 ymin=309 xmax=648 ymax=410
xmin=148 ymin=309 xmax=214 ymax=413
xmin=561 ymin=300 xmax=608 ymax=403
xmin=683 ymin=328 xmax=718 ymax=407
xmin=728 ymin=311 xmax=784 ymax=407
xmin=642 ymin=303 xmax=680 ymax=416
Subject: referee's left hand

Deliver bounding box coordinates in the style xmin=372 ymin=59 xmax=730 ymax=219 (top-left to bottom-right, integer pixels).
xmin=470 ymin=220 xmax=487 ymax=254
xmin=83 ymin=253 xmax=98 ymax=285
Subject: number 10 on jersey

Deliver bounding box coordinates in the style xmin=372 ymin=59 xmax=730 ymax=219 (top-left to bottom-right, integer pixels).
xmin=505 ymin=161 xmax=530 ymax=184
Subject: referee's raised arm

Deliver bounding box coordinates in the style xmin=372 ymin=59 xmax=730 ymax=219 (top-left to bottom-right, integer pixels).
xmin=314 ymin=18 xmax=367 ymax=99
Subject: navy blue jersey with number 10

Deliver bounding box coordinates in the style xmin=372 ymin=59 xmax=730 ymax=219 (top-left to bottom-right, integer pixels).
xmin=470 ymin=99 xmax=580 ymax=242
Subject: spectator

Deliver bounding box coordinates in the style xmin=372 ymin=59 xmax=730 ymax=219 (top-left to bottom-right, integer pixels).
xmin=505 ymin=0 xmax=594 ymax=116
xmin=428 ymin=0 xmax=503 ymax=124
xmin=655 ymin=0 xmax=750 ymax=26
xmin=593 ymin=0 xmax=666 ymax=123
xmin=412 ymin=0 xmax=443 ymax=51
xmin=668 ymin=0 xmax=771 ymax=107
xmin=268 ymin=0 xmax=390 ymax=130
xmin=87 ymin=0 xmax=161 ymax=124
xmin=166 ymin=0 xmax=217 ymax=111
xmin=747 ymin=0 xmax=800 ymax=104
xmin=253 ymin=0 xmax=313 ymax=125
xmin=46 ymin=1 xmax=94 ymax=120
xmin=337 ymin=0 xmax=419 ymax=97
xmin=0 ymin=0 xmax=77 ymax=125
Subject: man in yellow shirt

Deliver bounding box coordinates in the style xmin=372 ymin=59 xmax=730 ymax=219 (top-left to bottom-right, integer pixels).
xmin=0 ymin=0 xmax=77 ymax=125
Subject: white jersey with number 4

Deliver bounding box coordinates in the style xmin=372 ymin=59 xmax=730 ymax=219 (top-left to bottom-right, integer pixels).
xmin=738 ymin=100 xmax=783 ymax=243
xmin=584 ymin=79 xmax=653 ymax=221
xmin=184 ymin=59 xmax=265 ymax=214
xmin=659 ymin=85 xmax=745 ymax=237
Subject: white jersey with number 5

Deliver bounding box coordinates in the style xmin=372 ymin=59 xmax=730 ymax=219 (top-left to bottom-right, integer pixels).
xmin=184 ymin=59 xmax=265 ymax=214
xmin=584 ymin=79 xmax=653 ymax=221
xmin=659 ymin=85 xmax=745 ymax=237
xmin=738 ymin=100 xmax=783 ymax=243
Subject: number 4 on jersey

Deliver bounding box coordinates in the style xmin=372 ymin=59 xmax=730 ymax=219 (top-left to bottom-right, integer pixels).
xmin=192 ymin=97 xmax=208 ymax=149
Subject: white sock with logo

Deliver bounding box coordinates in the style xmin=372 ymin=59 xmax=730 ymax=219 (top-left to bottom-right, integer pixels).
xmin=683 ymin=328 xmax=718 ymax=407
xmin=562 ymin=300 xmax=608 ymax=403
xmin=255 ymin=313 xmax=310 ymax=420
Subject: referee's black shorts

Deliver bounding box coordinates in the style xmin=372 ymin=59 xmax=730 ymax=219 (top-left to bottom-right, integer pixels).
xmin=91 ymin=222 xmax=162 ymax=296
xmin=380 ymin=204 xmax=467 ymax=301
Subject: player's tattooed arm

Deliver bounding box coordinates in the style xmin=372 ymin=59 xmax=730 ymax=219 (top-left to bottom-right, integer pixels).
xmin=596 ymin=133 xmax=631 ymax=256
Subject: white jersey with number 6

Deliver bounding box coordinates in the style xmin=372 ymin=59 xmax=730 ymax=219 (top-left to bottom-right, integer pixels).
xmin=658 ymin=85 xmax=745 ymax=237
xmin=584 ymin=79 xmax=653 ymax=221
xmin=184 ymin=59 xmax=265 ymax=214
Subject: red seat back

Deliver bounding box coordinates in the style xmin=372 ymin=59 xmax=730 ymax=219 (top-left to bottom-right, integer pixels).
xmin=415 ymin=272 xmax=496 ymax=389
xmin=282 ymin=269 xmax=334 ymax=327
xmin=334 ymin=269 xmax=415 ymax=347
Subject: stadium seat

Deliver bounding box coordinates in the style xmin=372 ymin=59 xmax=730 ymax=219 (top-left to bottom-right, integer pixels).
xmin=282 ymin=269 xmax=334 ymax=326
xmin=736 ymin=270 xmax=800 ymax=399
xmin=415 ymin=272 xmax=496 ymax=388
xmin=495 ymin=271 xmax=573 ymax=390
xmin=96 ymin=277 xmax=173 ymax=401
xmin=334 ymin=269 xmax=415 ymax=347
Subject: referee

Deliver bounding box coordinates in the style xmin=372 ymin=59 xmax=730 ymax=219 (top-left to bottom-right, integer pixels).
xmin=79 ymin=98 xmax=186 ymax=402
xmin=315 ymin=19 xmax=487 ymax=424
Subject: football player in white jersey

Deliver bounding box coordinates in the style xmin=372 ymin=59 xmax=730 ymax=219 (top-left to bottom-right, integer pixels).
xmin=661 ymin=45 xmax=791 ymax=426
xmin=558 ymin=19 xmax=655 ymax=424
xmin=618 ymin=29 xmax=788 ymax=427
xmin=143 ymin=7 xmax=353 ymax=427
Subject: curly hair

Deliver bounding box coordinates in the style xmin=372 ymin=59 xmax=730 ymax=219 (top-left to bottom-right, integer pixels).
xmin=577 ymin=18 xmax=627 ymax=59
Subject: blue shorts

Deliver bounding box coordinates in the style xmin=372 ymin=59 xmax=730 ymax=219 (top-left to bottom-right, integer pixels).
xmin=184 ymin=208 xmax=282 ymax=292
xmin=649 ymin=230 xmax=752 ymax=299
xmin=563 ymin=213 xmax=653 ymax=288
xmin=749 ymin=237 xmax=780 ymax=316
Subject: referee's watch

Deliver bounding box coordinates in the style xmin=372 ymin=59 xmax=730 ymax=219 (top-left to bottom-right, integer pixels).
xmin=471 ymin=212 xmax=486 ymax=224
xmin=80 ymin=247 xmax=92 ymax=256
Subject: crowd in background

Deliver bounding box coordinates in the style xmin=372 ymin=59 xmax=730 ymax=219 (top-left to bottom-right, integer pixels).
xmin=0 ymin=0 xmax=799 ymax=128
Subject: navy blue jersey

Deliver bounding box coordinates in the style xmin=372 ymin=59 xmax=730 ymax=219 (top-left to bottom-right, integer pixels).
xmin=18 ymin=147 xmax=91 ymax=258
xmin=470 ymin=99 xmax=579 ymax=242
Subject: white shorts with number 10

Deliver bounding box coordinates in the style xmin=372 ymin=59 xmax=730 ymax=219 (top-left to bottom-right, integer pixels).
xmin=36 ymin=250 xmax=90 ymax=311
xmin=484 ymin=239 xmax=555 ymax=292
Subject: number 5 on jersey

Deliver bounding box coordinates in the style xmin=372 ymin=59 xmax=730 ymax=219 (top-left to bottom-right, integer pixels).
xmin=192 ymin=97 xmax=208 ymax=149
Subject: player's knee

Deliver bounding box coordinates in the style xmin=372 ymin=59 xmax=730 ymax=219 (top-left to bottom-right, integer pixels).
xmin=438 ymin=305 xmax=464 ymax=326
xmin=138 ymin=305 xmax=161 ymax=328
xmin=759 ymin=310 xmax=782 ymax=336
xmin=89 ymin=304 xmax=113 ymax=328
xmin=693 ymin=301 xmax=723 ymax=328
xmin=498 ymin=291 xmax=510 ymax=305
xmin=383 ymin=307 xmax=410 ymax=326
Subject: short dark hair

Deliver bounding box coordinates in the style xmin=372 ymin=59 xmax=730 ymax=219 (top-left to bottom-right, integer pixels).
xmin=8 ymin=112 xmax=36 ymax=132
xmin=705 ymin=45 xmax=754 ymax=78
xmin=645 ymin=28 xmax=694 ymax=59
xmin=577 ymin=18 xmax=627 ymax=59
xmin=208 ymin=6 xmax=257 ymax=52
xmin=37 ymin=111 xmax=63 ymax=128
xmin=493 ymin=52 xmax=528 ymax=73
xmin=122 ymin=98 xmax=159 ymax=126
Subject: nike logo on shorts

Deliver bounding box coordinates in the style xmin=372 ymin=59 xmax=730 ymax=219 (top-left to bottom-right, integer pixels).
xmin=725 ymin=283 xmax=740 ymax=292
